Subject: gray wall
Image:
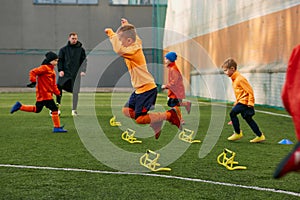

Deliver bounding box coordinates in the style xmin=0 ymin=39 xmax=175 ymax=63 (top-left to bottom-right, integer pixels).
xmin=0 ymin=0 xmax=162 ymax=87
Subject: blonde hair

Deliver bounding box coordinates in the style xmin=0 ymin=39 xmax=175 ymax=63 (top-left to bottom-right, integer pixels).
xmin=222 ymin=58 xmax=237 ymax=70
xmin=117 ymin=24 xmax=137 ymax=42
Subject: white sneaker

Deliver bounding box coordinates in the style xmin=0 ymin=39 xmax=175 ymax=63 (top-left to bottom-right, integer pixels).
xmin=72 ymin=110 xmax=78 ymax=116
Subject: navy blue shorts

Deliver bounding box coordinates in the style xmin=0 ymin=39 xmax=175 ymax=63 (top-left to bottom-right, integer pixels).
xmin=125 ymin=87 xmax=157 ymax=119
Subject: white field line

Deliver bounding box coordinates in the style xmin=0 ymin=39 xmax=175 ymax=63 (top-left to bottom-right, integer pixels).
xmin=199 ymin=102 xmax=291 ymax=118
xmin=0 ymin=164 xmax=299 ymax=197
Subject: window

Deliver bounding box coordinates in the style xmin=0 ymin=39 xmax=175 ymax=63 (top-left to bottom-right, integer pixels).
xmin=33 ymin=0 xmax=98 ymax=5
xmin=109 ymin=0 xmax=167 ymax=5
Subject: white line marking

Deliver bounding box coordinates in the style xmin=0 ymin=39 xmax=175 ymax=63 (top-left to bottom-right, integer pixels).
xmin=0 ymin=164 xmax=299 ymax=197
xmin=255 ymin=110 xmax=291 ymax=118
xmin=199 ymin=102 xmax=291 ymax=118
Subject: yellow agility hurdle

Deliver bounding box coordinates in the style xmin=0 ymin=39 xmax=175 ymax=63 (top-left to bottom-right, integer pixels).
xmin=110 ymin=116 xmax=122 ymax=127
xmin=217 ymin=148 xmax=247 ymax=170
xmin=140 ymin=150 xmax=171 ymax=172
xmin=121 ymin=128 xmax=142 ymax=144
xmin=178 ymin=129 xmax=201 ymax=143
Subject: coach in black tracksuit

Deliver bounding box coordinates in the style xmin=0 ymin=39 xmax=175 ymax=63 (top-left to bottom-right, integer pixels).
xmin=57 ymin=32 xmax=87 ymax=116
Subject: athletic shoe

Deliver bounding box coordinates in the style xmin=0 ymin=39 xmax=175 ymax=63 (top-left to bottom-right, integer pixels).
xmin=53 ymin=127 xmax=67 ymax=133
xmin=150 ymin=121 xmax=163 ymax=139
xmin=250 ymin=134 xmax=265 ymax=143
xmin=167 ymin=108 xmax=182 ymax=129
xmin=185 ymin=101 xmax=192 ymax=114
xmin=72 ymin=110 xmax=78 ymax=116
xmin=274 ymin=141 xmax=300 ymax=178
xmin=10 ymin=101 xmax=22 ymax=114
xmin=227 ymin=131 xmax=243 ymax=141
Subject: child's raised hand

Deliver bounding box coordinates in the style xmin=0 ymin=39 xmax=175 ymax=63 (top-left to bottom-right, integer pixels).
xmin=105 ymin=28 xmax=114 ymax=36
xmin=104 ymin=28 xmax=110 ymax=34
xmin=121 ymin=18 xmax=129 ymax=26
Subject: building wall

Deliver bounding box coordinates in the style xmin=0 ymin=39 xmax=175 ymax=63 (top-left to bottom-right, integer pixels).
xmin=163 ymin=0 xmax=300 ymax=107
xmin=0 ymin=0 xmax=160 ymax=87
xmin=195 ymin=5 xmax=300 ymax=68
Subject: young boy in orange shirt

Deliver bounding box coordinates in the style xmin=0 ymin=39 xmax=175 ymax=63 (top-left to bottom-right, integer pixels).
xmin=162 ymin=52 xmax=191 ymax=125
xmin=274 ymin=44 xmax=300 ymax=178
xmin=222 ymin=58 xmax=265 ymax=143
xmin=105 ymin=18 xmax=181 ymax=139
xmin=10 ymin=51 xmax=67 ymax=133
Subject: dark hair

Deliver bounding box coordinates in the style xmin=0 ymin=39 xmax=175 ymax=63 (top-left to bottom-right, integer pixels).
xmin=69 ymin=32 xmax=78 ymax=37
xmin=222 ymin=58 xmax=237 ymax=70
xmin=117 ymin=24 xmax=137 ymax=41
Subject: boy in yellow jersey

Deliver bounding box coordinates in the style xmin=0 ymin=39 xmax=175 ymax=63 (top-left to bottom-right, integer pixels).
xmin=222 ymin=58 xmax=265 ymax=143
xmin=105 ymin=18 xmax=181 ymax=139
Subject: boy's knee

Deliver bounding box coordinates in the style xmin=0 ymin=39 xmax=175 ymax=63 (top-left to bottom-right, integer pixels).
xmin=243 ymin=115 xmax=253 ymax=122
xmin=242 ymin=108 xmax=255 ymax=119
xmin=122 ymin=107 xmax=129 ymax=116
xmin=122 ymin=107 xmax=135 ymax=119
xmin=135 ymin=115 xmax=147 ymax=124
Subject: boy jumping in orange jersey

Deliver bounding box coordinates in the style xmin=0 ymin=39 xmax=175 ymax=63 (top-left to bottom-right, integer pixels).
xmin=162 ymin=51 xmax=191 ymax=125
xmin=105 ymin=18 xmax=181 ymax=139
xmin=10 ymin=51 xmax=67 ymax=133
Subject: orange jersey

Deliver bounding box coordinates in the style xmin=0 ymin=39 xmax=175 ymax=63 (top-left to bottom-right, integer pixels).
xmin=231 ymin=71 xmax=255 ymax=107
xmin=106 ymin=29 xmax=156 ymax=94
xmin=29 ymin=64 xmax=60 ymax=101
xmin=165 ymin=62 xmax=185 ymax=99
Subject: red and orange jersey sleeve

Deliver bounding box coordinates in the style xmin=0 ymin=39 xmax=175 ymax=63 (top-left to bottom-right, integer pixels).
xmin=29 ymin=65 xmax=47 ymax=83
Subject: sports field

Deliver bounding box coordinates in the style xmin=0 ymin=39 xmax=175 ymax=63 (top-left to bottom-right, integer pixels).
xmin=0 ymin=92 xmax=299 ymax=199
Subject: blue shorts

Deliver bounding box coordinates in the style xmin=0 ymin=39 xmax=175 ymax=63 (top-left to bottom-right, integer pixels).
xmin=125 ymin=87 xmax=157 ymax=119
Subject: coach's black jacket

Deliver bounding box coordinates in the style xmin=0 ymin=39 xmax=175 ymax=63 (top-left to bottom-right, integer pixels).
xmin=57 ymin=41 xmax=87 ymax=89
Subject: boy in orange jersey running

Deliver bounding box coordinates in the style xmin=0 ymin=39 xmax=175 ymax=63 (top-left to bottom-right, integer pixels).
xmin=274 ymin=44 xmax=300 ymax=178
xmin=10 ymin=51 xmax=67 ymax=133
xmin=222 ymin=58 xmax=265 ymax=143
xmin=105 ymin=18 xmax=181 ymax=139
xmin=161 ymin=52 xmax=191 ymax=125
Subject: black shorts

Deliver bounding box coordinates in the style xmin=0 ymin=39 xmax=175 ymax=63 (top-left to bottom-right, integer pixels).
xmin=35 ymin=99 xmax=58 ymax=113
xmin=167 ymin=98 xmax=182 ymax=107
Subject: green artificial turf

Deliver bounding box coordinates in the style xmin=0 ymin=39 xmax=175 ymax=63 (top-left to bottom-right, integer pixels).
xmin=0 ymin=92 xmax=299 ymax=199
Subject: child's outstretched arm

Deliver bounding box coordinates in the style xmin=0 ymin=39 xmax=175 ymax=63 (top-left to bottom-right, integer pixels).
xmin=104 ymin=28 xmax=123 ymax=54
